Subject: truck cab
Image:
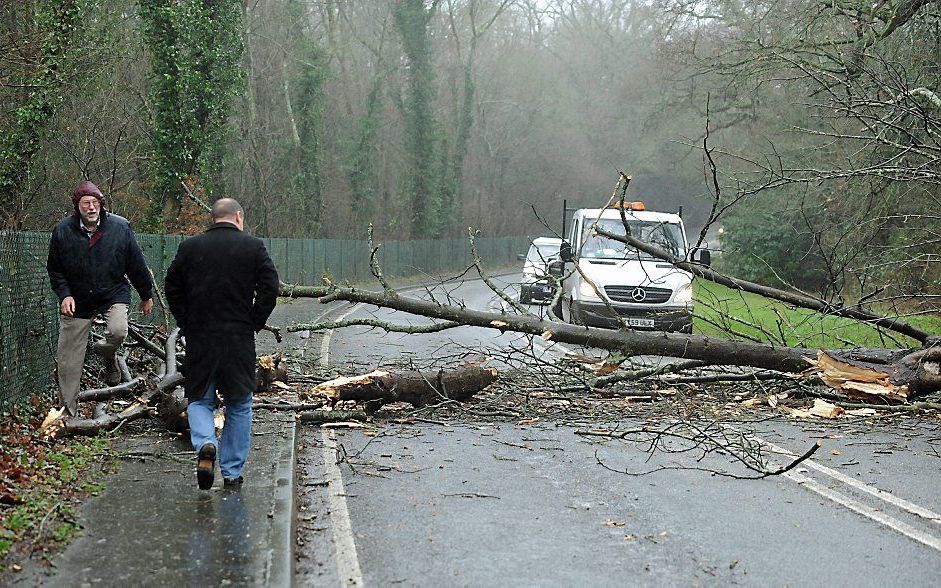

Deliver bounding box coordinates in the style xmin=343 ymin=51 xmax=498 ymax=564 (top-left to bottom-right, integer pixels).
xmin=556 ymin=202 xmax=696 ymax=333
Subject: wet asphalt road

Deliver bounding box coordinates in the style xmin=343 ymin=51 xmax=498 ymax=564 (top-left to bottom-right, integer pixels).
xmin=291 ymin=275 xmax=941 ymax=586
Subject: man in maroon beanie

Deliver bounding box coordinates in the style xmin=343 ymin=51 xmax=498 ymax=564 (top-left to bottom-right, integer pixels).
xmin=46 ymin=180 xmax=154 ymax=416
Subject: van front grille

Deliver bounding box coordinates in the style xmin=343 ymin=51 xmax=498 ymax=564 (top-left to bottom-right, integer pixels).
xmin=604 ymin=285 xmax=672 ymax=304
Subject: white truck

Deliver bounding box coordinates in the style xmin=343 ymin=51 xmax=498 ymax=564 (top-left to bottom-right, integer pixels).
xmin=552 ymin=201 xmax=708 ymax=333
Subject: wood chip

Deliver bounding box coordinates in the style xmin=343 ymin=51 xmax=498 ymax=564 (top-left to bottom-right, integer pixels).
xmin=845 ymin=408 xmax=879 ymax=417
xmin=320 ymin=422 xmax=368 ymax=429
xmin=39 ymin=406 xmax=66 ymax=433
xmin=784 ymin=398 xmax=844 ymax=419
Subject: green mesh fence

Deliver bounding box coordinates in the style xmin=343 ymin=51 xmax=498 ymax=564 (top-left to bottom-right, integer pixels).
xmin=0 ymin=231 xmax=60 ymax=412
xmin=0 ymin=230 xmax=531 ymax=411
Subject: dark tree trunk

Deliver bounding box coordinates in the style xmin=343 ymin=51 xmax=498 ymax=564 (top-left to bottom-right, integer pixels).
xmin=316 ymin=366 xmax=498 ymax=407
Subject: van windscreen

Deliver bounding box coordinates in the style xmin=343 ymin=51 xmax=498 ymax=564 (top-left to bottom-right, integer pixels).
xmin=581 ymin=219 xmax=685 ymax=260
xmin=527 ymin=244 xmax=560 ymax=263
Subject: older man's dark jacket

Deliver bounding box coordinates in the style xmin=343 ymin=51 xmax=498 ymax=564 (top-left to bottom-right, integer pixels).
xmin=164 ymin=222 xmax=279 ymax=400
xmin=47 ymin=212 xmax=154 ymax=319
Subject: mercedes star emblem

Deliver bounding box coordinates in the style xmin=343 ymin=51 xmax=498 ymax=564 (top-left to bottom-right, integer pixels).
xmin=630 ymin=287 xmax=646 ymax=302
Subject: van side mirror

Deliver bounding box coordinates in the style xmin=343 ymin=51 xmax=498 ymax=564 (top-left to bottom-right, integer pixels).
xmin=548 ymin=260 xmax=565 ymax=277
xmin=696 ymin=249 xmax=711 ymax=267
xmin=559 ymin=241 xmax=573 ymax=263
xmin=517 ymin=253 xmax=526 ymax=261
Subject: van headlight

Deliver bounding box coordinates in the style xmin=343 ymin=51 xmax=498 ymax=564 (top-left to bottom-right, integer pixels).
xmin=673 ymin=282 xmax=693 ymax=304
xmin=578 ymin=281 xmax=603 ymax=301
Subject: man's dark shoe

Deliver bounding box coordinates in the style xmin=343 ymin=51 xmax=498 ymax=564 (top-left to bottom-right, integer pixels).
xmin=103 ymin=355 xmax=121 ymax=386
xmin=196 ymin=443 xmax=216 ymax=490
xmin=223 ymin=476 xmax=244 ymax=489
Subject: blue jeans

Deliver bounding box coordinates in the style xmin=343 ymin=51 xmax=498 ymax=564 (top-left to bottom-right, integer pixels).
xmin=188 ymin=381 xmax=253 ymax=480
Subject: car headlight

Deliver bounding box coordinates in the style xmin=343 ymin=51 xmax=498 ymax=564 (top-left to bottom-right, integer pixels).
xmin=578 ymin=280 xmax=603 ymax=301
xmin=673 ymin=282 xmax=693 ymax=304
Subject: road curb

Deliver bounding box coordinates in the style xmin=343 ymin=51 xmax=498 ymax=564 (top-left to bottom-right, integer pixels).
xmin=266 ymin=410 xmax=298 ymax=587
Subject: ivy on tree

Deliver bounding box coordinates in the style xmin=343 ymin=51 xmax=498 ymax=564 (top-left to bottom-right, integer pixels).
xmin=0 ymin=0 xmax=84 ymax=226
xmin=138 ymin=0 xmax=244 ymax=231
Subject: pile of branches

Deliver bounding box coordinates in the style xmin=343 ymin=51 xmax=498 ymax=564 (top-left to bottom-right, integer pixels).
xmin=39 ymin=321 xmax=501 ymax=437
xmin=40 ymin=323 xmax=187 ymax=438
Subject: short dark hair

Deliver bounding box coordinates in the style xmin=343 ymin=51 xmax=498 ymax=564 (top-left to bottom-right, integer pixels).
xmin=211 ymin=198 xmax=243 ymax=221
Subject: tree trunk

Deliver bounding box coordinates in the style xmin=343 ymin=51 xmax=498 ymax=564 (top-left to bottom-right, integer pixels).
xmin=315 ymin=366 xmax=498 ymax=406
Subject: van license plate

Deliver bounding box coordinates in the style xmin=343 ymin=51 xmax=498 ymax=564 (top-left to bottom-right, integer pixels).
xmin=625 ymin=318 xmax=655 ymax=328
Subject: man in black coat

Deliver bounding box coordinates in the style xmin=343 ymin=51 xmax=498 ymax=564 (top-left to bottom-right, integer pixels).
xmin=47 ymin=180 xmax=154 ymax=416
xmin=164 ymin=198 xmax=279 ymax=490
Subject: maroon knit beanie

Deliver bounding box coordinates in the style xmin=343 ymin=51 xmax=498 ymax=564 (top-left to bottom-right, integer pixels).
xmin=72 ymin=180 xmax=106 ymax=214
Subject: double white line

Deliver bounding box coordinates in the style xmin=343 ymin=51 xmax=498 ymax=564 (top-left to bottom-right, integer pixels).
xmin=749 ymin=431 xmax=941 ymax=552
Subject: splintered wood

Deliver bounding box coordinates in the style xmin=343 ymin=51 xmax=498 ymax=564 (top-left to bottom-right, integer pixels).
xmin=808 ymin=350 xmax=908 ymax=403
xmin=256 ymin=353 xmax=288 ymax=391
xmin=39 ymin=407 xmax=67 ymax=438
xmin=314 ymin=371 xmax=388 ymax=399
xmin=785 ymin=398 xmax=845 ymax=419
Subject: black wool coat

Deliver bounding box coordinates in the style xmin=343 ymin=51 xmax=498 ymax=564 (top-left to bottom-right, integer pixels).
xmin=47 ymin=212 xmax=154 ymax=319
xmin=164 ymin=223 xmax=279 ymax=400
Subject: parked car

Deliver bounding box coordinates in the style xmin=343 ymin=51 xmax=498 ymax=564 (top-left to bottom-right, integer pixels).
xmin=519 ymin=237 xmax=563 ymax=304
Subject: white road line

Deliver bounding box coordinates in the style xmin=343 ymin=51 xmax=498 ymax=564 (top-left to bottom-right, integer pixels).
xmin=783 ymin=469 xmax=941 ymax=552
xmin=300 ymin=305 xmax=348 ymax=358
xmin=319 ymin=303 xmax=362 ymax=368
xmin=532 ymin=338 xmax=570 ymax=359
xmin=731 ymin=427 xmax=941 ymax=550
xmin=317 ymin=301 xmax=366 ymax=586
xmin=321 ymin=429 xmax=365 ymax=586
xmin=762 ymin=438 xmax=941 ymax=524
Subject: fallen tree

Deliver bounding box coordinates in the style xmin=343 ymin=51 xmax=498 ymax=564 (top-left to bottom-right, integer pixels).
xmin=41 ymin=329 xmax=186 ymax=438
xmin=281 ymin=281 xmax=940 ymax=401
xmin=42 ymin=321 xmax=500 ymax=437
xmin=279 ymin=204 xmax=940 ymax=405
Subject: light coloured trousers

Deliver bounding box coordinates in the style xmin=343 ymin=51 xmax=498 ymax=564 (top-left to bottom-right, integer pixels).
xmin=55 ymin=303 xmax=128 ymax=415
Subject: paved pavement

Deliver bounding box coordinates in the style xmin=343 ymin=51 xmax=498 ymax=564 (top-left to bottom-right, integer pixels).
xmin=13 ymin=300 xmax=320 ymax=587
xmin=16 ymin=411 xmax=296 ymax=587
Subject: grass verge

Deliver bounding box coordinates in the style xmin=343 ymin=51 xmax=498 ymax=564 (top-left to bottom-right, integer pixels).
xmin=694 ymin=280 xmax=941 ymax=348
xmin=0 ymin=397 xmax=113 ymax=577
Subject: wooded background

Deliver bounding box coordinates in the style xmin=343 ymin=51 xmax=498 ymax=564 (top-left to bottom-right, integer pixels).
xmin=1 ymin=0 xmax=939 ymax=303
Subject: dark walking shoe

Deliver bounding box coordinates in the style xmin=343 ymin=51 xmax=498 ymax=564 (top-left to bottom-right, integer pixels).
xmin=104 ymin=355 xmax=121 ymax=386
xmin=196 ymin=443 xmax=216 ymax=490
xmin=223 ymin=476 xmax=244 ymax=489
